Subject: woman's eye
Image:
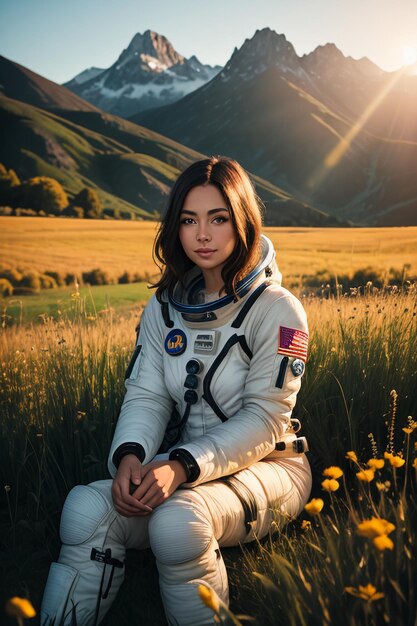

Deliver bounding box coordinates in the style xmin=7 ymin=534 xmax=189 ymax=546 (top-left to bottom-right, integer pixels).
xmin=180 ymin=218 xmax=195 ymax=225
xmin=213 ymin=216 xmax=227 ymax=224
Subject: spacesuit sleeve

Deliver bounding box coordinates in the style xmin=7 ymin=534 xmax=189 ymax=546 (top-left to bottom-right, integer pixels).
xmin=107 ymin=296 xmax=173 ymax=477
xmin=171 ymin=294 xmax=308 ymax=486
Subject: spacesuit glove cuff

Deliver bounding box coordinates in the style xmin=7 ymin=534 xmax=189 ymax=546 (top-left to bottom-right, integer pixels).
xmin=113 ymin=442 xmax=146 ymax=468
xmin=169 ymin=448 xmax=200 ymax=483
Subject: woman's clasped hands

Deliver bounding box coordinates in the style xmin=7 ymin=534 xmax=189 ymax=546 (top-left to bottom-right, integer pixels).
xmin=111 ymin=454 xmax=187 ymax=517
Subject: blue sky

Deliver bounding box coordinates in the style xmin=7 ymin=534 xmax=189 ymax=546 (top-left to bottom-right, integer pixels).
xmin=1 ymin=0 xmax=416 ymax=83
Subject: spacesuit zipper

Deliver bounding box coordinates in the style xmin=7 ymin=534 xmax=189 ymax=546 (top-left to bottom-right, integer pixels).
xmin=275 ymin=356 xmax=289 ymax=389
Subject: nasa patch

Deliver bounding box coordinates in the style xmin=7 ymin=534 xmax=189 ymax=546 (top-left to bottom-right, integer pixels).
xmin=164 ymin=329 xmax=187 ymax=356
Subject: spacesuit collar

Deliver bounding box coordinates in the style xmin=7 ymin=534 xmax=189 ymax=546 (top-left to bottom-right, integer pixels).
xmin=168 ymin=235 xmax=281 ymax=325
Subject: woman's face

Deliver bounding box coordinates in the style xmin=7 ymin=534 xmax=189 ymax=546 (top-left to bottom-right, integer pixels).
xmin=178 ymin=184 xmax=236 ymax=290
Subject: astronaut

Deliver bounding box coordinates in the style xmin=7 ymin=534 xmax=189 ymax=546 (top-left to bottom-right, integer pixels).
xmin=41 ymin=157 xmax=312 ymax=626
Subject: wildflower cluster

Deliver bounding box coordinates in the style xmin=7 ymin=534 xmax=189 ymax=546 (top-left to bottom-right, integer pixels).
xmin=321 ymin=465 xmax=343 ymax=492
xmin=357 ymin=517 xmax=395 ymax=551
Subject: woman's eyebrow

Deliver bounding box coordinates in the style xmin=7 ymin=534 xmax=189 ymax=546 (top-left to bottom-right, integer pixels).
xmin=180 ymin=208 xmax=229 ymax=215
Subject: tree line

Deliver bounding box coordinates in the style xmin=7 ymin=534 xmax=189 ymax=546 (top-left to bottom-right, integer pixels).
xmin=0 ymin=265 xmax=153 ymax=297
xmin=0 ymin=163 xmax=137 ymax=220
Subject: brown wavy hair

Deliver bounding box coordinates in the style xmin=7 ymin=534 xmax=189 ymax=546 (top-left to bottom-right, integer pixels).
xmin=152 ymin=156 xmax=263 ymax=301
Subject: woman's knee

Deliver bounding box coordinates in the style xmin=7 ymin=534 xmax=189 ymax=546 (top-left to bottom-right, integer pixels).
xmin=148 ymin=494 xmax=213 ymax=565
xmin=60 ymin=480 xmax=114 ymax=546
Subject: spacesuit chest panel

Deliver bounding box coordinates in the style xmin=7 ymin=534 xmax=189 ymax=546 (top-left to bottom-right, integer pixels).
xmin=162 ymin=322 xmax=251 ymax=425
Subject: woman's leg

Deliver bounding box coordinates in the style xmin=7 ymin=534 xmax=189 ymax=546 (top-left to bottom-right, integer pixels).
xmin=148 ymin=488 xmax=234 ymax=626
xmin=147 ymin=456 xmax=311 ymax=626
xmin=41 ymin=479 xmax=150 ymax=626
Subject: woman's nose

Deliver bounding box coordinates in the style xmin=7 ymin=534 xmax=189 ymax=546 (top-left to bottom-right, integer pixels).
xmin=196 ymin=226 xmax=210 ymax=241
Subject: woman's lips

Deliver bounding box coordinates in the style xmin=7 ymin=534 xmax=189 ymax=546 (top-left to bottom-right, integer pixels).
xmin=195 ymin=248 xmax=216 ymax=257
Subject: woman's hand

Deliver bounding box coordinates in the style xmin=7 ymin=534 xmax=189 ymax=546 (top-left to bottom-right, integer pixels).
xmin=111 ymin=454 xmax=153 ymax=517
xmin=131 ymin=460 xmax=187 ymax=510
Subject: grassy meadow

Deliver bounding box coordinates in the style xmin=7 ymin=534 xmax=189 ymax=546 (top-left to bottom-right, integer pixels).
xmin=1 ymin=217 xmax=417 ymax=292
xmin=1 ymin=220 xmax=417 ymax=625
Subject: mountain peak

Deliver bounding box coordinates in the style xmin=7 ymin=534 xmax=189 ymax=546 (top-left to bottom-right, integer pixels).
xmin=303 ymin=43 xmax=346 ymax=66
xmin=303 ymin=42 xmax=384 ymax=78
xmin=221 ymin=27 xmax=302 ymax=82
xmin=124 ymin=30 xmax=184 ymax=67
xmin=253 ymin=27 xmax=287 ymax=42
xmin=63 ymin=30 xmax=220 ymax=117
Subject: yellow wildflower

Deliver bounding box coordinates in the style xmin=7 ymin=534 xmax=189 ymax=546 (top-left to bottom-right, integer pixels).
xmin=6 ymin=597 xmax=36 ymax=619
xmin=357 ymin=517 xmax=395 ymax=539
xmin=322 ymin=466 xmax=344 ymax=479
xmin=346 ymin=451 xmax=358 ymax=462
xmin=301 ymin=520 xmax=311 ymax=531
xmin=384 ymin=451 xmax=393 ymax=460
xmin=373 ymin=534 xmax=394 ymax=551
xmin=413 ymin=458 xmax=417 ymax=470
xmin=356 ymin=468 xmax=375 ymax=482
xmin=198 ymin=584 xmax=220 ymax=614
xmin=322 ymin=478 xmax=340 ymax=492
xmin=345 ymin=584 xmax=384 ymax=602
xmin=304 ymin=498 xmax=324 ymax=516
xmin=367 ymin=458 xmax=384 ymax=470
xmin=403 ymin=427 xmax=413 ymax=434
xmin=376 ymin=480 xmax=391 ymax=492
xmin=388 ymin=455 xmax=405 ymax=468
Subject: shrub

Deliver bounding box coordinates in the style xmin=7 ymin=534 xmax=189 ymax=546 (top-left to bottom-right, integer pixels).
xmin=39 ymin=274 xmax=58 ymax=289
xmin=73 ymin=188 xmax=103 ymax=219
xmin=0 ymin=267 xmax=23 ymax=286
xmin=14 ymin=177 xmax=69 ymax=214
xmin=0 ymin=278 xmax=13 ymax=296
xmin=19 ymin=271 xmax=41 ymax=292
xmin=44 ymin=271 xmax=66 ymax=287
xmin=14 ymin=208 xmax=38 ymax=217
xmin=65 ymin=273 xmax=82 ymax=287
xmin=0 ymin=163 xmax=20 ymax=191
xmin=82 ymin=268 xmax=114 ymax=286
xmin=72 ymin=206 xmax=85 ymax=219
xmin=0 ymin=206 xmax=14 ymax=216
xmin=104 ymin=208 xmax=122 ymax=220
xmin=118 ymin=271 xmax=132 ymax=284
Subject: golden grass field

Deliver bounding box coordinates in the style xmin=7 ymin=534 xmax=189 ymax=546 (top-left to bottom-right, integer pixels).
xmin=1 ymin=216 xmax=416 ymax=625
xmin=1 ymin=287 xmax=416 ymax=625
xmin=1 ymin=217 xmax=417 ymax=286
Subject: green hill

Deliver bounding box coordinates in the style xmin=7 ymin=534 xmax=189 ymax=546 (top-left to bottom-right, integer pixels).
xmin=0 ymin=94 xmax=203 ymax=218
xmin=0 ymin=94 xmax=345 ymax=225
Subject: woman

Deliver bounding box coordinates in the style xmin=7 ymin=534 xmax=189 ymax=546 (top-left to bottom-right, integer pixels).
xmin=41 ymin=157 xmax=311 ymax=626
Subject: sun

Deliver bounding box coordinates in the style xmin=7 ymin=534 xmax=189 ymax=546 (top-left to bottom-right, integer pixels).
xmin=402 ymin=45 xmax=417 ymax=67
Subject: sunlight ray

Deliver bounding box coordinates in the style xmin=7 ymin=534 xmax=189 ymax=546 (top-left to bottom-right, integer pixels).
xmin=307 ymin=67 xmax=407 ymax=191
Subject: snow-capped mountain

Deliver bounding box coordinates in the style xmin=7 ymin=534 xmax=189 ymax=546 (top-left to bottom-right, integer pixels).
xmin=134 ymin=27 xmax=417 ymax=226
xmin=64 ymin=30 xmax=221 ymax=117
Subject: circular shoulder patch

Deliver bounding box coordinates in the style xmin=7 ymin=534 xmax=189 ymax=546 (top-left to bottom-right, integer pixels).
xmin=164 ymin=329 xmax=187 ymax=356
xmin=291 ymin=359 xmax=305 ymax=376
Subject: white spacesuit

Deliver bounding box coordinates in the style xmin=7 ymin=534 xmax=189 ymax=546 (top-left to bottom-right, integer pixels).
xmin=41 ymin=235 xmax=312 ymax=626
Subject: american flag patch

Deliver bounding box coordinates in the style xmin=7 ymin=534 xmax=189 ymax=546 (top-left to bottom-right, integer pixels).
xmin=278 ymin=326 xmax=308 ymax=361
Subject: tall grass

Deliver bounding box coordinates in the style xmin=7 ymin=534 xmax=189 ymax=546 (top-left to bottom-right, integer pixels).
xmin=225 ymin=432 xmax=417 ymax=626
xmin=0 ymin=286 xmax=416 ymax=624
